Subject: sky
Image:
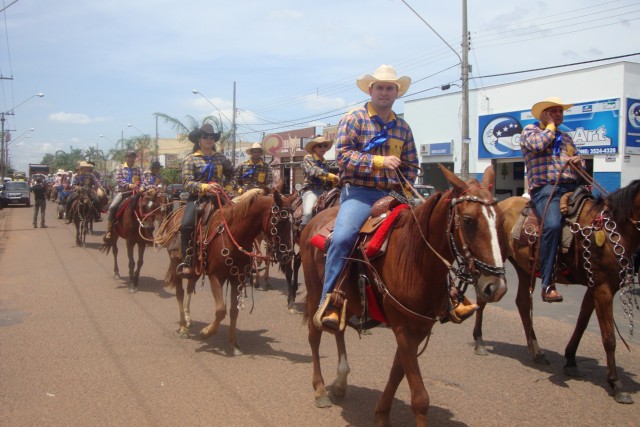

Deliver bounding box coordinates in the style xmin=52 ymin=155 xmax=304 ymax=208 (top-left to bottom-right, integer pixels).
xmin=1 ymin=0 xmax=639 ymax=173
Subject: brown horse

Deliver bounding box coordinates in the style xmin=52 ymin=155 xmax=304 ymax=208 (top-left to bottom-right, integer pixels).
xmin=473 ymin=179 xmax=640 ymax=404
xmin=300 ymin=165 xmax=507 ymax=426
xmin=100 ymin=190 xmax=161 ymax=292
xmin=69 ymin=188 xmax=94 ymax=246
xmin=157 ymin=189 xmax=293 ymax=355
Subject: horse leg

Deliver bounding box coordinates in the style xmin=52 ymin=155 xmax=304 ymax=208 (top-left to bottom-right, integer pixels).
xmin=375 ymin=348 xmax=407 ymax=427
xmin=565 ymin=285 xmax=632 ymax=403
xmin=200 ymin=275 xmax=227 ymax=340
xmin=262 ymin=261 xmax=272 ymax=290
xmin=126 ymin=240 xmax=136 ymax=292
xmin=473 ymin=300 xmax=489 ymax=355
xmin=288 ymin=253 xmax=302 ymax=313
xmin=308 ymin=319 xmax=331 ymax=408
xmin=329 ymin=329 xmax=350 ymax=401
xmin=513 ymin=265 xmax=548 ymax=364
xmin=185 ymin=279 xmax=196 ymax=328
xmin=75 ymin=221 xmax=81 ymax=246
xmin=112 ymin=238 xmax=120 ymax=280
xmin=132 ymin=243 xmax=145 ymax=290
xmin=228 ymin=280 xmax=243 ymax=355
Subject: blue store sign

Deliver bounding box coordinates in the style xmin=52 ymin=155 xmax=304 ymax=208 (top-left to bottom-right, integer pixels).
xmin=478 ymin=98 xmax=620 ymax=159
xmin=626 ymin=97 xmax=640 ymax=154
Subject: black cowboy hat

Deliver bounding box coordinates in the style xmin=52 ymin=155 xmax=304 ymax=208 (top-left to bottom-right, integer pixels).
xmin=126 ymin=150 xmax=137 ymax=157
xmin=150 ymin=160 xmax=162 ymax=168
xmin=188 ymin=123 xmax=221 ymax=144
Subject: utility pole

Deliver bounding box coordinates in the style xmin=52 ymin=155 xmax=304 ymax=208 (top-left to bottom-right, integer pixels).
xmin=461 ymin=0 xmax=470 ymax=180
xmin=231 ymin=81 xmax=237 ymax=167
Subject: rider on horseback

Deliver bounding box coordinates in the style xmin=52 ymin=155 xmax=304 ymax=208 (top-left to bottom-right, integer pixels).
xmin=520 ymin=97 xmax=585 ymax=303
xmin=103 ymin=151 xmax=143 ymax=242
xmin=65 ymin=161 xmax=101 ymax=223
xmin=234 ymin=143 xmax=273 ymax=194
xmin=177 ymin=123 xmax=235 ymax=278
xmin=300 ymin=135 xmax=338 ymax=230
xmin=142 ymin=160 xmax=164 ymax=192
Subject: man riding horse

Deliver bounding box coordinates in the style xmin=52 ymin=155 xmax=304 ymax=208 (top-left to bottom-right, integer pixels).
xmin=142 ymin=160 xmax=164 ymax=191
xmin=103 ymin=151 xmax=143 ymax=243
xmin=178 ymin=123 xmax=235 ymax=278
xmin=65 ymin=161 xmax=101 ymax=223
xmin=234 ymin=142 xmax=273 ymax=194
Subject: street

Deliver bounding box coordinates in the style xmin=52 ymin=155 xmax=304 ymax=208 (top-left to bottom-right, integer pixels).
xmin=1 ymin=202 xmax=639 ymax=426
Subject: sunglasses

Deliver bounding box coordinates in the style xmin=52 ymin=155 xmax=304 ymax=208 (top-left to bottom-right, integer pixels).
xmin=201 ymin=133 xmax=218 ymax=140
xmin=315 ymin=143 xmax=329 ymax=149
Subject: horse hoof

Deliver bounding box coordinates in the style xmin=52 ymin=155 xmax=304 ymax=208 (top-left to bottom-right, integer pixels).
xmin=315 ymin=396 xmax=332 ymax=408
xmin=287 ymin=307 xmax=297 ymax=315
xmin=474 ymin=345 xmax=489 ymax=356
xmin=174 ymin=329 xmax=191 ymax=339
xmin=564 ymin=365 xmax=582 ymax=377
xmin=533 ymin=353 xmax=550 ymax=365
xmin=614 ymin=392 xmax=633 ymax=404
xmin=233 ymin=346 xmax=244 ymax=356
xmin=114 ymin=274 xmax=121 ymax=280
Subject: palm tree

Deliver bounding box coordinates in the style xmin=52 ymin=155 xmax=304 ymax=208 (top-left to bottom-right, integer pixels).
xmin=153 ymin=113 xmax=231 ymax=154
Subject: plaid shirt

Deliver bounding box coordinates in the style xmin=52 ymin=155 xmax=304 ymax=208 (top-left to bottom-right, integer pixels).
xmin=234 ymin=159 xmax=273 ymax=191
xmin=142 ymin=171 xmax=163 ymax=189
xmin=336 ymin=102 xmax=418 ymax=190
xmin=181 ymin=150 xmax=234 ymax=196
xmin=114 ymin=163 xmax=143 ymax=192
xmin=520 ymin=123 xmax=583 ymax=191
xmin=302 ymin=153 xmax=333 ymax=190
xmin=71 ymin=172 xmax=95 ymax=189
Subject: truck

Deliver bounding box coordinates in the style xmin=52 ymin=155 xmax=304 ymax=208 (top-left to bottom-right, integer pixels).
xmin=28 ymin=163 xmax=50 ymax=184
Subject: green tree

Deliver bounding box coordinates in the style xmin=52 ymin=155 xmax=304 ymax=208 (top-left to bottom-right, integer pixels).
xmin=153 ymin=113 xmax=231 ymax=153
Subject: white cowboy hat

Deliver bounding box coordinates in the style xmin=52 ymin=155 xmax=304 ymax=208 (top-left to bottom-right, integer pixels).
xmin=77 ymin=161 xmax=93 ymax=169
xmin=356 ymin=64 xmax=411 ymax=97
xmin=531 ymin=97 xmax=573 ymax=120
xmin=245 ymin=142 xmax=264 ymax=155
xmin=304 ymin=136 xmax=334 ymax=153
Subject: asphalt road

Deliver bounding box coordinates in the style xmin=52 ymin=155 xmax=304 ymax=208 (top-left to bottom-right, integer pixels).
xmin=1 ymin=202 xmax=639 ymax=426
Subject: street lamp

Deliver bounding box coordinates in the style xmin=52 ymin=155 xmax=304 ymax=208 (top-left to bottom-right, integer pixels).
xmin=1 ymin=93 xmax=45 ymax=181
xmin=192 ymin=87 xmax=237 ymax=166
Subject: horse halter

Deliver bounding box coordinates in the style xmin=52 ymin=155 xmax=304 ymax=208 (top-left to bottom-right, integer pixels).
xmin=263 ymin=201 xmax=294 ymax=263
xmin=447 ymin=193 xmax=506 ymax=289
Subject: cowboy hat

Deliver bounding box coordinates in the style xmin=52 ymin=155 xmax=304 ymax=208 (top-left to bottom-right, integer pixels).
xmin=150 ymin=160 xmax=163 ymax=168
xmin=245 ymin=142 xmax=264 ymax=155
xmin=356 ymin=64 xmax=411 ymax=97
xmin=126 ymin=150 xmax=137 ymax=157
xmin=77 ymin=161 xmax=93 ymax=169
xmin=304 ymin=135 xmax=334 ymax=153
xmin=188 ymin=123 xmax=221 ymax=144
xmin=531 ymin=97 xmax=573 ymax=120
xmin=56 ymin=169 xmax=65 ymax=175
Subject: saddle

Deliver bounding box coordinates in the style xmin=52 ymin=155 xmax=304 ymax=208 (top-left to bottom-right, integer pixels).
xmin=511 ymin=186 xmax=594 ymax=273
xmin=310 ymin=195 xmax=409 ymax=332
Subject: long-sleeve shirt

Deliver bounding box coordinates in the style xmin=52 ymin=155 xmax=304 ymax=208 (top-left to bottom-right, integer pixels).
xmin=302 ymin=153 xmax=333 ymax=191
xmin=181 ymin=150 xmax=234 ymax=196
xmin=336 ymin=102 xmax=418 ymax=190
xmin=113 ymin=163 xmax=143 ymax=192
xmin=30 ymin=183 xmax=47 ymax=201
xmin=142 ymin=171 xmax=164 ymax=189
xmin=234 ymin=159 xmax=273 ymax=191
xmin=71 ymin=172 xmax=95 ymax=189
xmin=520 ymin=122 xmax=584 ymax=191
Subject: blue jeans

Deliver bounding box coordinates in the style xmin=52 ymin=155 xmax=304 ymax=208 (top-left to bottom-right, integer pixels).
xmin=320 ymin=184 xmax=389 ymax=304
xmin=530 ymin=183 xmax=576 ymax=289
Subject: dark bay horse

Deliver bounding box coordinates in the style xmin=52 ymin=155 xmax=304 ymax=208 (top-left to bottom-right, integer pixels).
xmin=100 ymin=190 xmax=161 ymax=292
xmin=70 ymin=188 xmax=94 ymax=246
xmin=473 ymin=179 xmax=640 ymax=404
xmin=300 ymin=165 xmax=507 ymax=426
xmin=157 ymin=189 xmax=293 ymax=355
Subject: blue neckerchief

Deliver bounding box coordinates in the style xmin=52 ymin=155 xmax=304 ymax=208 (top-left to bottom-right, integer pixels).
xmin=363 ymin=114 xmax=396 ymax=152
xmin=200 ymin=156 xmax=215 ymax=182
xmin=241 ymin=164 xmax=257 ymax=179
xmin=150 ymin=175 xmax=156 ymax=185
xmin=535 ymin=121 xmax=563 ymax=156
xmin=126 ymin=167 xmax=133 ymax=183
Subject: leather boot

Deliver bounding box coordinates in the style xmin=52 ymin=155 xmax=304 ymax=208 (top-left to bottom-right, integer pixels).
xmin=103 ymin=221 xmax=113 ymax=242
xmin=178 ymin=231 xmax=193 ymax=277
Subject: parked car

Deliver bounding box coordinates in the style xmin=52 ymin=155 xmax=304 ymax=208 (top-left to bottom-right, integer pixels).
xmin=165 ymin=184 xmax=183 ymax=201
xmin=1 ymin=181 xmax=30 ymax=207
xmin=414 ymin=184 xmax=435 ymax=199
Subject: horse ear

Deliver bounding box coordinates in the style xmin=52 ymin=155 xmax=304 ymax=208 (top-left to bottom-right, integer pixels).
xmin=438 ymin=163 xmax=467 ymax=193
xmin=273 ymin=189 xmax=283 ymax=207
xmin=481 ymin=165 xmax=495 ymax=190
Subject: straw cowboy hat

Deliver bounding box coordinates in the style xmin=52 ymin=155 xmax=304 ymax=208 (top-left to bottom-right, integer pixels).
xmin=245 ymin=142 xmax=264 ymax=155
xmin=305 ymin=135 xmax=334 ymax=153
xmin=188 ymin=123 xmax=221 ymax=144
xmin=356 ymin=64 xmax=411 ymax=97
xmin=56 ymin=168 xmax=65 ymax=175
xmin=77 ymin=161 xmax=93 ymax=169
xmin=531 ymin=97 xmax=573 ymax=120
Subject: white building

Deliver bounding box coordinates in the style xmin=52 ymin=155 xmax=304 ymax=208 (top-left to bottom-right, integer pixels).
xmin=404 ymin=61 xmax=640 ymax=197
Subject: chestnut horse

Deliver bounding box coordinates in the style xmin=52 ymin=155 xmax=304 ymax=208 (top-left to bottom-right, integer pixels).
xmin=157 ymin=189 xmax=293 ymax=355
xmin=100 ymin=190 xmax=161 ymax=292
xmin=473 ymin=179 xmax=640 ymax=404
xmin=300 ymin=165 xmax=507 ymax=426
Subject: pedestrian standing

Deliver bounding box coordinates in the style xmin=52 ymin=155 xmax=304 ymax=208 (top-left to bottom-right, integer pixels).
xmin=30 ymin=177 xmax=47 ymax=228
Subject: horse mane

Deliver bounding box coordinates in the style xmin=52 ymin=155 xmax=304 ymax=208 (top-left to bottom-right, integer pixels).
xmin=605 ymin=179 xmax=640 ymax=225
xmin=223 ymin=188 xmax=267 ymax=225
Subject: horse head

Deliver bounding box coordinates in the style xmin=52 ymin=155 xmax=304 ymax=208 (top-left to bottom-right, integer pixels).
xmin=262 ymin=190 xmax=295 ymax=265
xmin=440 ymin=164 xmax=507 ymax=303
xmin=135 ymin=190 xmax=160 ymax=240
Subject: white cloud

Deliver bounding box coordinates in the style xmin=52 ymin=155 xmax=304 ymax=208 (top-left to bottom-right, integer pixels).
xmin=302 ymin=95 xmax=347 ymax=112
xmin=48 ymin=112 xmax=108 ymax=125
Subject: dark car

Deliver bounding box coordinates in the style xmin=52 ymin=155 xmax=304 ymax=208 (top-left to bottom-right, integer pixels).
xmin=1 ymin=181 xmax=31 ymax=207
xmin=165 ymin=184 xmax=183 ymax=201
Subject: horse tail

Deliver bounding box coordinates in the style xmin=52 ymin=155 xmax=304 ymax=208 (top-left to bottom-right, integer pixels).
xmin=99 ymin=241 xmax=113 ymax=255
xmin=164 ymin=256 xmax=180 ymax=289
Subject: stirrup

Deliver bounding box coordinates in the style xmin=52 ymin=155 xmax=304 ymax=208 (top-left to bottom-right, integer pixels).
xmin=313 ymin=295 xmax=348 ymax=333
xmin=176 ymin=262 xmax=193 ymax=278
